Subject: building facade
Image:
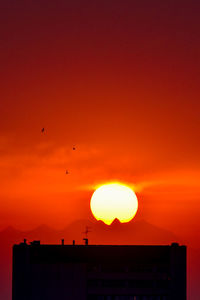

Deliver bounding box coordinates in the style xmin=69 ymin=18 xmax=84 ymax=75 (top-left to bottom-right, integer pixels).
xmin=12 ymin=242 xmax=186 ymax=300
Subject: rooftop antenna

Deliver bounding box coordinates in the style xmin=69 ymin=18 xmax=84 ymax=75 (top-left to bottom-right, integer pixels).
xmin=82 ymin=226 xmax=91 ymax=245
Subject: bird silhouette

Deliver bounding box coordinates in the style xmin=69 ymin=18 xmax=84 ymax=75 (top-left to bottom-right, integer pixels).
xmin=72 ymin=146 xmax=76 ymax=150
xmin=66 ymin=170 xmax=69 ymax=175
xmin=41 ymin=128 xmax=45 ymax=133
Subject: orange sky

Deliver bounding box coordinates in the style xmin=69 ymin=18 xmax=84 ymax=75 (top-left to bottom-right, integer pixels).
xmin=0 ymin=0 xmax=200 ymax=247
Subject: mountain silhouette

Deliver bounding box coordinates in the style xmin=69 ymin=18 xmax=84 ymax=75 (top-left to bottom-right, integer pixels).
xmin=59 ymin=218 xmax=179 ymax=245
xmin=0 ymin=218 xmax=179 ymax=246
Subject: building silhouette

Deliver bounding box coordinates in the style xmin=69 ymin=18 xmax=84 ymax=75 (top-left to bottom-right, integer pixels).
xmin=12 ymin=241 xmax=186 ymax=300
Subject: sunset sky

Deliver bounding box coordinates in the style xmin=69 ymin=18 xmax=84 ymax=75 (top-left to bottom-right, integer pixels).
xmin=0 ymin=0 xmax=200 ymax=247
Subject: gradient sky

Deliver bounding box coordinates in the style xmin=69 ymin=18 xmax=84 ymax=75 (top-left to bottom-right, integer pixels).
xmin=0 ymin=0 xmax=200 ymax=247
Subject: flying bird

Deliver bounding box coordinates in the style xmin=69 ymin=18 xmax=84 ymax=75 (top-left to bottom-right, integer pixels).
xmin=41 ymin=128 xmax=45 ymax=133
xmin=72 ymin=146 xmax=76 ymax=150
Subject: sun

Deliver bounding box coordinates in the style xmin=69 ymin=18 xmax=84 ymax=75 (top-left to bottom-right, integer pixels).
xmin=90 ymin=183 xmax=138 ymax=225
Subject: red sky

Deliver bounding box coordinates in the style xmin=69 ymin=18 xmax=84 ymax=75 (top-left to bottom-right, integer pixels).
xmin=0 ymin=0 xmax=200 ymax=247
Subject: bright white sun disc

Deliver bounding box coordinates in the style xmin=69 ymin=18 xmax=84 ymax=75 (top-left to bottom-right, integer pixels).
xmin=90 ymin=183 xmax=138 ymax=225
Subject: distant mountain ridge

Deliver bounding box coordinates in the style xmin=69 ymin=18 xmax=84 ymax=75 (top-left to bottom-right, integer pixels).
xmin=0 ymin=218 xmax=179 ymax=246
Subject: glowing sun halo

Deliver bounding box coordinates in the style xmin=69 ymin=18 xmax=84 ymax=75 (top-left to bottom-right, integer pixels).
xmin=90 ymin=183 xmax=138 ymax=225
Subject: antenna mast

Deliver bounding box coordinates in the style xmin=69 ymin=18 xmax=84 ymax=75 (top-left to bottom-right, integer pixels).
xmin=82 ymin=226 xmax=91 ymax=245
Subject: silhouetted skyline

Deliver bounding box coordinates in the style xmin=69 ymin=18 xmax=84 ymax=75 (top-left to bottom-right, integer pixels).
xmin=13 ymin=242 xmax=186 ymax=300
